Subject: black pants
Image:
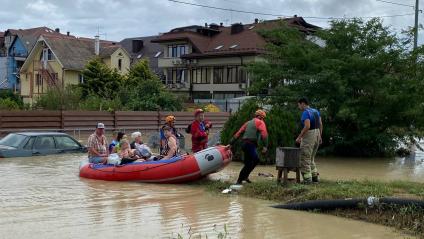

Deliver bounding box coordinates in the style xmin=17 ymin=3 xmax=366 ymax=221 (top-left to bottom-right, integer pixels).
xmin=237 ymin=142 xmax=259 ymax=183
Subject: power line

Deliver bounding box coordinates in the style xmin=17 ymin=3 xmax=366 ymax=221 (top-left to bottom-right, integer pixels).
xmin=375 ymin=0 xmax=414 ymax=8
xmin=168 ymin=0 xmax=415 ymax=20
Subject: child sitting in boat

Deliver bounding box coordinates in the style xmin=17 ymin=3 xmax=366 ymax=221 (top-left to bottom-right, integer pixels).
xmin=118 ymin=139 xmax=141 ymax=164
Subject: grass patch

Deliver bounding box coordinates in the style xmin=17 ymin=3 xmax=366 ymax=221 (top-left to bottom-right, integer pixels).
xmin=191 ymin=178 xmax=424 ymax=237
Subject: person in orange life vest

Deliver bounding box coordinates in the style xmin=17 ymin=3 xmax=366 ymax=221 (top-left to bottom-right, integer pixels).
xmin=227 ymin=110 xmax=268 ymax=185
xmin=191 ymin=109 xmax=212 ymax=153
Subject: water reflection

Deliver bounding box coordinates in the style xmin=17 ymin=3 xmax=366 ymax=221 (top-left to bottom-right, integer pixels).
xmin=0 ymin=154 xmax=418 ymax=238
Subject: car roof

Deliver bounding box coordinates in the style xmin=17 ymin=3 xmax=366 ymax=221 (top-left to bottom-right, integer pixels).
xmin=12 ymin=132 xmax=70 ymax=136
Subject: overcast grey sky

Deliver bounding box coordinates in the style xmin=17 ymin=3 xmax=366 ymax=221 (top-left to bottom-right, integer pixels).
xmin=0 ymin=0 xmax=422 ymax=43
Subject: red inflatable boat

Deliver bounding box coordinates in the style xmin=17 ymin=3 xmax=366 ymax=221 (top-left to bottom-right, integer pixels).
xmin=79 ymin=145 xmax=232 ymax=183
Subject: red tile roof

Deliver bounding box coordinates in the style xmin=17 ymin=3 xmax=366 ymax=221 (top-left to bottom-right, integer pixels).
xmin=153 ymin=17 xmax=319 ymax=59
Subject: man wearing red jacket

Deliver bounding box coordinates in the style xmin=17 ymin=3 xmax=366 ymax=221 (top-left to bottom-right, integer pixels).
xmin=191 ymin=109 xmax=212 ymax=153
xmin=228 ymin=110 xmax=268 ymax=185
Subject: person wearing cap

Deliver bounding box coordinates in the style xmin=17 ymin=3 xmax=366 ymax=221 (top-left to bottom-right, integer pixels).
xmin=160 ymin=125 xmax=179 ymax=159
xmin=296 ymin=97 xmax=323 ymax=184
xmin=159 ymin=115 xmax=180 ymax=154
xmin=190 ymin=109 xmax=211 ymax=153
xmin=87 ymin=123 xmax=109 ymax=164
xmin=227 ymin=109 xmax=268 ymax=185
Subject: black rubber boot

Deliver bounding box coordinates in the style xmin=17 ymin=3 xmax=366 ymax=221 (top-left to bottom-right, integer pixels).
xmin=312 ymin=175 xmax=319 ymax=183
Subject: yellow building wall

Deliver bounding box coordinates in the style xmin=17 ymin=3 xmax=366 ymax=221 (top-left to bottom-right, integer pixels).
xmin=108 ymin=48 xmax=130 ymax=74
xmin=20 ymin=43 xmax=84 ymax=104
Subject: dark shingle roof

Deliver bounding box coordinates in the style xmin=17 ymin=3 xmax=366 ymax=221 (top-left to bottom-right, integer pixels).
xmin=6 ymin=27 xmax=66 ymax=52
xmin=120 ymin=35 xmax=163 ymax=75
xmin=43 ymin=35 xmax=121 ymax=70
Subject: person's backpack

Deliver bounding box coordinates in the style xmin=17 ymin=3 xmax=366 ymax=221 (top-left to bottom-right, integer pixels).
xmin=185 ymin=123 xmax=192 ymax=134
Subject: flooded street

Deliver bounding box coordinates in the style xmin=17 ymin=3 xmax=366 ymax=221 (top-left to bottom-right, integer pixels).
xmin=1 ymin=154 xmax=422 ymax=238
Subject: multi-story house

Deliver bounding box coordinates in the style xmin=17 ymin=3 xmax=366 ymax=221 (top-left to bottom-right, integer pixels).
xmin=152 ymin=17 xmax=319 ymax=100
xmin=19 ymin=34 xmax=130 ymax=104
xmin=120 ymin=35 xmax=164 ymax=78
xmin=2 ymin=27 xmax=67 ymax=92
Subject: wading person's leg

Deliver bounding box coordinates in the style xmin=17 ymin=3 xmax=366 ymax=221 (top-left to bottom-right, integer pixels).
xmin=310 ymin=130 xmax=320 ymax=182
xmin=237 ymin=143 xmax=255 ymax=184
xmin=300 ymin=131 xmax=314 ymax=183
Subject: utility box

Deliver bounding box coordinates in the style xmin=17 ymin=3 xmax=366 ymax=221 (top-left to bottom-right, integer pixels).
xmin=276 ymin=147 xmax=301 ymax=183
xmin=276 ymin=147 xmax=301 ymax=168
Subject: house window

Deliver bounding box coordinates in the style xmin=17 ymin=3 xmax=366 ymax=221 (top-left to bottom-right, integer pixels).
xmin=213 ymin=67 xmax=224 ymax=84
xmin=238 ymin=67 xmax=247 ymax=83
xmin=166 ymin=68 xmax=186 ymax=84
xmin=36 ymin=74 xmax=43 ymax=86
xmin=47 ymin=49 xmax=53 ymax=60
xmin=191 ymin=67 xmax=210 ymax=84
xmin=78 ymin=74 xmax=84 ymax=84
xmin=226 ymin=66 xmax=238 ymax=83
xmin=41 ymin=48 xmax=53 ymax=61
xmin=168 ymin=45 xmax=187 ymax=57
xmin=213 ymin=66 xmax=247 ymax=84
xmin=118 ymin=59 xmax=122 ymax=71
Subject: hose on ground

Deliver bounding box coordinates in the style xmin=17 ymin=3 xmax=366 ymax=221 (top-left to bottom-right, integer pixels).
xmin=272 ymin=197 xmax=424 ymax=211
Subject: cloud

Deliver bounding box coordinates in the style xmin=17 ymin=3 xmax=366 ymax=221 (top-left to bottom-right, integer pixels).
xmin=26 ymin=0 xmax=58 ymax=12
xmin=0 ymin=0 xmax=421 ymax=43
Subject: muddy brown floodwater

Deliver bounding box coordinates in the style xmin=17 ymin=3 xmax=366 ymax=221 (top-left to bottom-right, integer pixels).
xmin=1 ymin=153 xmax=422 ymax=239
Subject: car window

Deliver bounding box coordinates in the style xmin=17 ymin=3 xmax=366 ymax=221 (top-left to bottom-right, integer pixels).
xmin=34 ymin=136 xmax=56 ymax=150
xmin=23 ymin=137 xmax=36 ymax=150
xmin=55 ymin=136 xmax=80 ymax=150
xmin=0 ymin=134 xmax=27 ymax=148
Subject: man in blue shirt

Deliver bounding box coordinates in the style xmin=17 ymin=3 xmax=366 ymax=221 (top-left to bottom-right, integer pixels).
xmin=296 ymin=97 xmax=323 ymax=184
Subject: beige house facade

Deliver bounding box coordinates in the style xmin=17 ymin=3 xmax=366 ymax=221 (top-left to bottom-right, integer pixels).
xmin=20 ymin=35 xmax=130 ymax=104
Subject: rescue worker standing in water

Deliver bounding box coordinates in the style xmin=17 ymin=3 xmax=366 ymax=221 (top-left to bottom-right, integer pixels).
xmin=296 ymin=97 xmax=323 ymax=184
xmin=227 ymin=109 xmax=269 ymax=185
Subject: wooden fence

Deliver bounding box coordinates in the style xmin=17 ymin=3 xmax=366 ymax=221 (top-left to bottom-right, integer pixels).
xmin=0 ymin=111 xmax=230 ymax=134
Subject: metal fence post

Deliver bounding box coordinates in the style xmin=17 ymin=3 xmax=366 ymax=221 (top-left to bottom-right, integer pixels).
xmin=157 ymin=110 xmax=161 ymax=129
xmin=113 ymin=111 xmax=117 ymax=130
xmin=60 ymin=110 xmax=65 ymax=130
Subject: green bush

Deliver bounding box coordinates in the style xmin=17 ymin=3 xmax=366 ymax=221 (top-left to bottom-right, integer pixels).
xmin=221 ymin=99 xmax=297 ymax=164
xmin=0 ymin=98 xmax=21 ymax=110
xmin=0 ymin=89 xmax=24 ymax=109
xmin=78 ymin=94 xmax=122 ymax=111
xmin=34 ymin=86 xmax=82 ymax=110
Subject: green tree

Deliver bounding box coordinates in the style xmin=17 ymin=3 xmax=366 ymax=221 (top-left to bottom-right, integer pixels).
xmin=249 ymin=18 xmax=424 ymax=157
xmin=80 ymin=58 xmax=122 ymax=99
xmin=120 ymin=60 xmax=182 ymax=111
xmin=221 ymin=99 xmax=297 ymax=164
